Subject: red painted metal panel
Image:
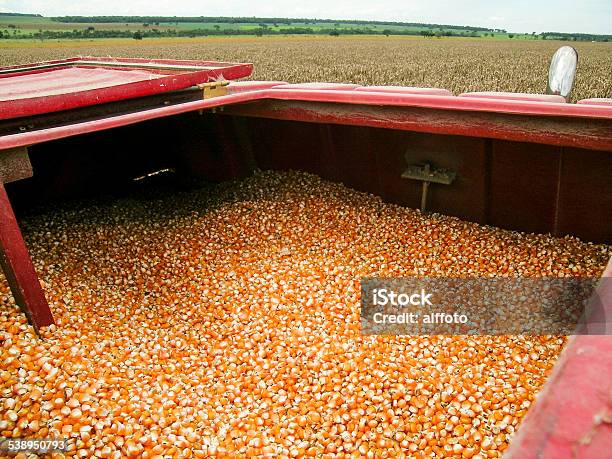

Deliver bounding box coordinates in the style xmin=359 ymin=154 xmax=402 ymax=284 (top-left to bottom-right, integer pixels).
xmin=245 ymin=117 xmax=330 ymax=174
xmin=578 ymin=98 xmax=612 ymax=106
xmin=222 ymin=100 xmax=612 ymax=151
xmin=271 ymin=82 xmax=360 ymax=90
xmin=228 ymin=81 xmax=288 ymax=93
xmin=0 ymin=181 xmax=53 ymax=331
xmin=355 ymin=86 xmax=452 ymax=96
xmin=555 ymin=147 xmax=612 ymax=242
xmin=0 ymin=57 xmax=252 ymax=120
xmin=261 ymin=89 xmax=612 ymax=118
xmin=2 ymin=91 xmax=612 ymax=154
xmin=2 ymin=87 xmax=612 ymax=153
xmin=2 ymin=67 xmax=158 ymax=99
xmin=459 ymin=91 xmax=567 ymax=103
xmin=489 ymin=141 xmax=561 ymax=234
xmin=325 ymin=124 xmax=381 ymax=194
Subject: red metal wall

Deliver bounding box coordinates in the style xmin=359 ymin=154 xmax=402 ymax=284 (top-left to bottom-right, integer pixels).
xmin=6 ymin=112 xmax=612 ymax=244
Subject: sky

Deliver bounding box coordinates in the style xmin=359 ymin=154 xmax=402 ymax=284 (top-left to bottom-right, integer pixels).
xmin=0 ymin=0 xmax=610 ymax=35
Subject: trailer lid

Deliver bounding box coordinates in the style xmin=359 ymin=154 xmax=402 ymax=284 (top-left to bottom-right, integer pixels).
xmin=0 ymin=57 xmax=253 ymax=121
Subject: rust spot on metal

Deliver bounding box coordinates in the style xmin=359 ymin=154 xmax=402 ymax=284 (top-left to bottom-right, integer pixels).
xmin=0 ymin=147 xmax=33 ymax=183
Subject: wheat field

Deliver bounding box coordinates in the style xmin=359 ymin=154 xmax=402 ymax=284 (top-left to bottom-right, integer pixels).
xmin=0 ymin=36 xmax=611 ymax=101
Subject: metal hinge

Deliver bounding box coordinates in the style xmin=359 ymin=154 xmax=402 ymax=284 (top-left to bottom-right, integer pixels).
xmin=197 ymin=80 xmax=229 ymax=99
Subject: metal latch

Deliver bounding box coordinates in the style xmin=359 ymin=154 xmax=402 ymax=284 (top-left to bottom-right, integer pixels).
xmin=401 ymin=162 xmax=456 ymax=212
xmin=197 ymin=80 xmax=229 ymax=99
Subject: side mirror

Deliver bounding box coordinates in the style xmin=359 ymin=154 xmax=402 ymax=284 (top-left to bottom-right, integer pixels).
xmin=547 ymin=46 xmax=578 ymax=101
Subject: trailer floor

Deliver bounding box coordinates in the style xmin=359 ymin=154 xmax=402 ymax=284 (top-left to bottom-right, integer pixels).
xmin=1 ymin=171 xmax=610 ymax=458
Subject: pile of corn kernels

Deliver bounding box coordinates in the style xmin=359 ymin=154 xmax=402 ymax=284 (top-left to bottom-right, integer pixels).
xmin=1 ymin=171 xmax=610 ymax=458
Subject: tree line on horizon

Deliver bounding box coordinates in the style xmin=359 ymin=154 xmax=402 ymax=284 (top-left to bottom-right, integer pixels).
xmin=0 ymin=27 xmax=497 ymax=40
xmin=2 ymin=27 xmax=609 ymax=42
xmin=0 ymin=13 xmax=609 ymax=42
xmin=48 ymin=15 xmax=495 ymax=32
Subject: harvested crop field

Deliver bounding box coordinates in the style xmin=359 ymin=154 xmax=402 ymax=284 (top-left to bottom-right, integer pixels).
xmin=1 ymin=171 xmax=609 ymax=458
xmin=0 ymin=36 xmax=611 ymax=102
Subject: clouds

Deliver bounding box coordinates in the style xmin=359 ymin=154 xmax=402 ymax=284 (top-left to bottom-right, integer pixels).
xmin=0 ymin=0 xmax=609 ymax=34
